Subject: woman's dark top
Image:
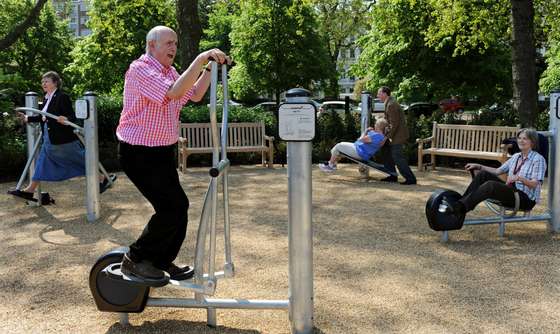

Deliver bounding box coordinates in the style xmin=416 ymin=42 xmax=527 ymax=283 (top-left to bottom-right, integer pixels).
xmin=27 ymin=90 xmax=77 ymax=145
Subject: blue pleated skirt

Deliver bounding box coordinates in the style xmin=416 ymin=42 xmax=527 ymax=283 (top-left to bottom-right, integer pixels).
xmin=32 ymin=127 xmax=86 ymax=181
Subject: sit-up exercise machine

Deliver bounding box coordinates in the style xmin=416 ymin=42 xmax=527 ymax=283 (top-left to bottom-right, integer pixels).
xmin=426 ymin=89 xmax=560 ymax=242
xmin=89 ymin=63 xmax=315 ymax=333
xmin=342 ymin=91 xmax=396 ymax=179
xmin=14 ymin=92 xmax=114 ymax=222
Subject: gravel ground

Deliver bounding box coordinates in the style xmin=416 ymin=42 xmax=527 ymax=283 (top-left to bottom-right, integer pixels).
xmin=0 ymin=164 xmax=558 ymax=334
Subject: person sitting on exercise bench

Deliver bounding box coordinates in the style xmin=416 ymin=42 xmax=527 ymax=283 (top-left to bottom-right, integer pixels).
xmin=442 ymin=128 xmax=546 ymax=216
xmin=319 ymin=118 xmax=388 ymax=172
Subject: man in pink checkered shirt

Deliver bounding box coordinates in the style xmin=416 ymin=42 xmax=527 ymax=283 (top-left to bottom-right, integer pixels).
xmin=117 ymin=25 xmax=229 ymax=286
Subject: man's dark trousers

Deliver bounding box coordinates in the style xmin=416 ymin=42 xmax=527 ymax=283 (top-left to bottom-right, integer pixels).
xmin=381 ymin=143 xmax=416 ymax=182
xmin=118 ymin=141 xmax=189 ymax=269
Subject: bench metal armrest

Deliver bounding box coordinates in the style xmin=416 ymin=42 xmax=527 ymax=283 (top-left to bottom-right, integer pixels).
xmin=178 ymin=137 xmax=188 ymax=149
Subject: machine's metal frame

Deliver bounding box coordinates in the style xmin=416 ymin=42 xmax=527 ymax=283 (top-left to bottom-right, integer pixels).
xmin=15 ymin=92 xmax=111 ymax=222
xmin=116 ymin=63 xmax=314 ymax=334
xmin=341 ymin=91 xmax=396 ymax=178
xmin=440 ymin=90 xmax=560 ymax=242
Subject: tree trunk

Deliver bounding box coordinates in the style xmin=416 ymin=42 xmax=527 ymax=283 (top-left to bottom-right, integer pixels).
xmin=0 ymin=0 xmax=48 ymax=51
xmin=176 ymin=0 xmax=202 ymax=72
xmin=510 ymin=0 xmax=537 ymax=127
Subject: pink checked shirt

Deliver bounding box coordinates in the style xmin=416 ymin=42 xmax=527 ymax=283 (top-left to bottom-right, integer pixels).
xmin=116 ymin=54 xmax=194 ymax=146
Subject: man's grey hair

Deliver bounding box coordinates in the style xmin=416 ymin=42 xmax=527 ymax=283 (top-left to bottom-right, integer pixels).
xmin=145 ymin=26 xmax=174 ymax=53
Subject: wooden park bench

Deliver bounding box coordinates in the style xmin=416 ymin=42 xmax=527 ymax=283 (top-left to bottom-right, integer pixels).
xmin=416 ymin=122 xmax=520 ymax=170
xmin=177 ymin=121 xmax=274 ymax=173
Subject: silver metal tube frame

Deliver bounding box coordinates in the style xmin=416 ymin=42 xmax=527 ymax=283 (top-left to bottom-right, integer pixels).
xmin=147 ymin=297 xmax=289 ymax=310
xmin=209 ymin=159 xmax=230 ymax=178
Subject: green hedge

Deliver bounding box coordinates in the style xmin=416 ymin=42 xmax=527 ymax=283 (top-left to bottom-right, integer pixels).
xmin=0 ymin=97 xmax=26 ymax=181
xmin=3 ymin=92 xmax=552 ymax=180
xmin=313 ymin=110 xmax=361 ymax=162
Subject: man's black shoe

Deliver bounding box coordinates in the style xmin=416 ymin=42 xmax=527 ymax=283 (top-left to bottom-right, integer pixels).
xmin=399 ymin=180 xmax=417 ymax=185
xmin=380 ymin=175 xmax=398 ymax=183
xmin=120 ymin=253 xmax=168 ymax=287
xmin=165 ymin=263 xmax=195 ymax=281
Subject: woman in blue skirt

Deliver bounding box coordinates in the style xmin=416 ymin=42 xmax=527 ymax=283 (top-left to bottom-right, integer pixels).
xmin=9 ymin=71 xmax=114 ymax=201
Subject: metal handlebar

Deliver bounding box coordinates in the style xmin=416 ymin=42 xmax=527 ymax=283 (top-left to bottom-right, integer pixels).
xmin=15 ymin=107 xmax=83 ymax=133
xmin=194 ymin=61 xmax=234 ymax=300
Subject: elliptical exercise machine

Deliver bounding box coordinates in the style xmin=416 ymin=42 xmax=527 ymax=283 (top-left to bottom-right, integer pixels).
xmin=89 ymin=62 xmax=316 ymax=333
xmin=14 ymin=92 xmax=114 ymax=221
xmin=425 ymin=89 xmax=560 ymax=242
xmin=335 ymin=91 xmax=397 ymax=179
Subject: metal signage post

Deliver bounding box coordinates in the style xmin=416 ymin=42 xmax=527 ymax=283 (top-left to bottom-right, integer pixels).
xmin=279 ymin=88 xmax=316 ymax=334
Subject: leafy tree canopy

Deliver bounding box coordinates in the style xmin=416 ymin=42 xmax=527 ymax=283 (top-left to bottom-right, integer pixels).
xmin=538 ymin=0 xmax=560 ymax=94
xmin=65 ymin=0 xmax=175 ymax=95
xmin=424 ymin=0 xmax=510 ymax=56
xmin=229 ymin=0 xmax=331 ymax=102
xmin=0 ymin=0 xmax=48 ymax=51
xmin=200 ymin=0 xmax=239 ymax=54
xmin=0 ymin=0 xmax=74 ymax=96
xmin=353 ymin=0 xmax=512 ymax=105
xmin=311 ymin=0 xmax=374 ymax=97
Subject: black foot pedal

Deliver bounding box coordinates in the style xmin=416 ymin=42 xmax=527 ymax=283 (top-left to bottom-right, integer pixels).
xmin=7 ymin=190 xmax=54 ymax=205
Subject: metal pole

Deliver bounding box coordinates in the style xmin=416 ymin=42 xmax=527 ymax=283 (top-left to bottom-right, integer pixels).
xmin=24 ymin=92 xmax=41 ymax=205
xmin=285 ymin=89 xmax=314 ymax=334
xmin=15 ymin=137 xmax=41 ymax=190
xmin=548 ymin=89 xmax=560 ymax=232
xmin=119 ymin=313 xmax=129 ymax=326
xmin=221 ymin=64 xmax=234 ymax=275
xmin=206 ymin=61 xmax=220 ymax=327
xmin=83 ymin=92 xmax=100 ymax=222
xmin=360 ymin=91 xmax=371 ymax=179
xmin=147 ymin=297 xmax=289 ymax=309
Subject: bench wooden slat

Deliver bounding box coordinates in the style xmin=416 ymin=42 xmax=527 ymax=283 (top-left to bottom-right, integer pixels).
xmin=423 ymin=148 xmax=507 ymax=160
xmin=417 ymin=122 xmax=519 ymax=170
xmin=178 ymin=121 xmax=274 ymax=172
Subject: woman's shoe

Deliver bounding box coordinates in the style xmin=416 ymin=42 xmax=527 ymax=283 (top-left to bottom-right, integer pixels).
xmin=100 ymin=174 xmax=117 ymax=194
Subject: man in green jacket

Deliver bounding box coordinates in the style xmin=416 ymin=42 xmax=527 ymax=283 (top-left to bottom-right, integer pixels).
xmin=377 ymin=86 xmax=417 ymax=185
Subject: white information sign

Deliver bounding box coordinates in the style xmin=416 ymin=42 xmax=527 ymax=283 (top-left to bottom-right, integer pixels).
xmin=278 ymin=103 xmax=316 ymax=141
xmin=75 ymin=99 xmax=89 ymax=119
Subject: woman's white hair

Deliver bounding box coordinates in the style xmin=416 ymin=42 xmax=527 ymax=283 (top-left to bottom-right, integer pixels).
xmin=145 ymin=26 xmax=174 ymax=53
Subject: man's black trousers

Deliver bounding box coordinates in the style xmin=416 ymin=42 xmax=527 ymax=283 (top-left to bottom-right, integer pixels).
xmin=118 ymin=141 xmax=189 ymax=269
